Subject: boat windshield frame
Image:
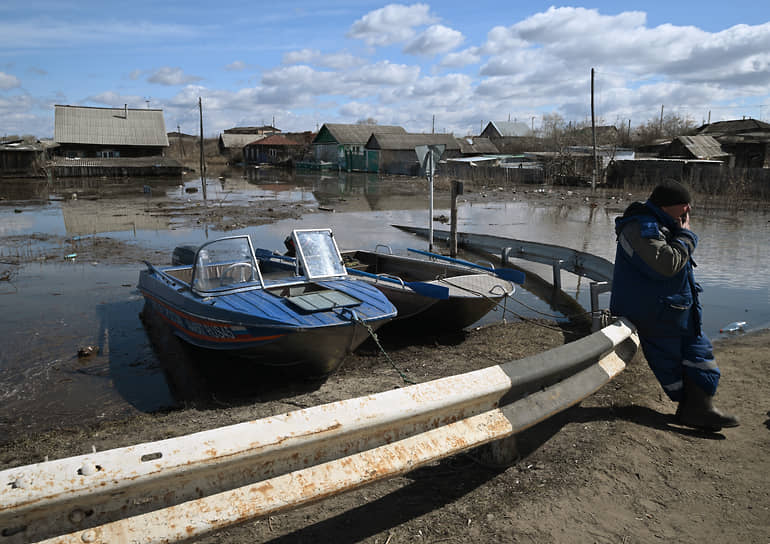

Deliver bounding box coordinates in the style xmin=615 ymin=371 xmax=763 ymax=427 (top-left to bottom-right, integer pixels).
xmin=292 ymin=228 xmax=347 ymax=280
xmin=190 ymin=235 xmax=265 ymax=295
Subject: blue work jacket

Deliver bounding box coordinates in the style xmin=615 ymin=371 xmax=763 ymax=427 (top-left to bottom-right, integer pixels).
xmin=610 ymin=201 xmax=703 ymax=337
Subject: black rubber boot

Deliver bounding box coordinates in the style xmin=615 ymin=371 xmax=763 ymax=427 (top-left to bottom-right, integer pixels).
xmin=676 ymin=378 xmax=739 ymax=432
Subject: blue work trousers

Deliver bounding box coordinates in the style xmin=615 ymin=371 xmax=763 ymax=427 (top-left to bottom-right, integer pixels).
xmin=639 ymin=334 xmax=721 ymax=402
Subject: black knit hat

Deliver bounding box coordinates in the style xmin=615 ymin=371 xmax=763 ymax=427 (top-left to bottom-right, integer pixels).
xmin=649 ymin=180 xmax=691 ymax=207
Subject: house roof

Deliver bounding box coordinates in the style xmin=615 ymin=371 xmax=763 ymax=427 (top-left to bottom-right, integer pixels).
xmin=457 ymin=136 xmax=499 ymax=154
xmin=246 ymin=134 xmax=302 ymax=147
xmin=696 ymin=118 xmax=770 ymax=135
xmin=54 ymin=105 xmax=169 ymax=147
xmin=673 ymin=135 xmax=727 ymax=159
xmin=224 ymin=126 xmax=279 ymax=134
xmin=220 ymin=133 xmax=265 ymax=148
xmin=314 ymin=124 xmax=406 ymax=145
xmin=485 ymin=121 xmax=530 ymax=137
xmin=365 ymin=132 xmax=460 ymax=151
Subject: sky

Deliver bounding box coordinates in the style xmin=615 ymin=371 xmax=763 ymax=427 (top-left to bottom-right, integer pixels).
xmin=1 ymin=1 xmax=769 ymax=139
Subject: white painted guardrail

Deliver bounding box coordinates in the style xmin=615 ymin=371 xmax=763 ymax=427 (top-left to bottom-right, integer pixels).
xmin=0 ymin=318 xmax=638 ymax=544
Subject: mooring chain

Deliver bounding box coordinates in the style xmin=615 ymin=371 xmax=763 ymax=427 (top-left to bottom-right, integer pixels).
xmin=340 ymin=308 xmax=415 ymax=385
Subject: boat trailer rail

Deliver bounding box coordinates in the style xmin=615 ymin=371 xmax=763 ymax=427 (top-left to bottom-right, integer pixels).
xmin=0 ymin=232 xmax=635 ymax=544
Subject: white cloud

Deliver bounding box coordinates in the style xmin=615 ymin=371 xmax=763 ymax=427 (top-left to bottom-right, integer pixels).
xmin=347 ymin=3 xmax=437 ymax=47
xmin=0 ymin=71 xmax=20 ymax=89
xmin=225 ymin=61 xmax=247 ymax=72
xmin=404 ymin=24 xmax=464 ymax=56
xmin=283 ymin=49 xmax=366 ymax=70
xmin=440 ymin=47 xmax=481 ymax=68
xmin=147 ymin=67 xmax=203 ymax=86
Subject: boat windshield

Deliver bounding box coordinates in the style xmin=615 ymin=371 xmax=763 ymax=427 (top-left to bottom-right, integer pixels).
xmin=293 ymin=229 xmax=346 ymax=279
xmin=191 ymin=236 xmax=262 ymax=293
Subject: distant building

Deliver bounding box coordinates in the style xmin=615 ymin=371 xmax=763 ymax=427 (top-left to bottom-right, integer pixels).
xmin=243 ymin=134 xmax=304 ymax=165
xmin=312 ymin=123 xmax=407 ymax=171
xmin=660 ymin=135 xmax=729 ymax=161
xmin=695 ymin=118 xmax=770 ymax=168
xmin=0 ymin=139 xmax=56 ymax=177
xmin=218 ymin=126 xmax=281 ymax=162
xmin=364 ymin=133 xmax=460 ymax=175
xmin=53 ymin=104 xmax=169 ymax=158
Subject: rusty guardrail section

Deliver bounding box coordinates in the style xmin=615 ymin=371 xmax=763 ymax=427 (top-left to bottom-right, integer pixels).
xmin=0 ymin=317 xmax=638 ymax=544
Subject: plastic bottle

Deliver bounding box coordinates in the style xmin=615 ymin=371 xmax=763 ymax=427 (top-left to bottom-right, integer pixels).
xmin=719 ymin=321 xmax=747 ymax=333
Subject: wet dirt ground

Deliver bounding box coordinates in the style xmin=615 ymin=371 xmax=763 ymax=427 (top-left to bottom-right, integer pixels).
xmin=1 ymin=176 xmax=768 ymax=543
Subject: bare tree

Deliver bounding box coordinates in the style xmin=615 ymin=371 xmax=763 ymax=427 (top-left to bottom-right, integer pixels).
xmin=356 ymin=118 xmax=378 ymax=125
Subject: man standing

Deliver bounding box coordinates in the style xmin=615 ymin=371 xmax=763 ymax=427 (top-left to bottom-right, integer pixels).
xmin=610 ymin=180 xmax=738 ymax=432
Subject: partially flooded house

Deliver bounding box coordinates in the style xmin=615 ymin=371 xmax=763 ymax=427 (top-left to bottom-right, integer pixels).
xmin=51 ymin=105 xmax=180 ymax=177
xmin=0 ymin=138 xmax=55 ymax=178
xmin=312 ymin=124 xmax=407 ymax=171
xmin=54 ymin=105 xmax=169 ymax=158
xmin=243 ymin=134 xmax=304 ymax=165
xmin=219 ymin=126 xmax=279 ymax=163
xmin=364 ymin=133 xmax=460 ymax=175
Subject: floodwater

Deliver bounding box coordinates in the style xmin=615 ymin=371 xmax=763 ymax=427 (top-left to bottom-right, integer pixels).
xmin=0 ymin=171 xmax=768 ymax=437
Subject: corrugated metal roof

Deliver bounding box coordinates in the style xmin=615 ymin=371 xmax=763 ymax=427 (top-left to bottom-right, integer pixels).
xmin=54 ymin=105 xmax=169 ymax=146
xmin=488 ymin=121 xmax=530 ymax=137
xmin=457 ymin=137 xmax=498 ymax=154
xmin=319 ymin=124 xmax=406 ymax=145
xmin=366 ymin=132 xmax=460 ymax=151
xmin=247 ymin=134 xmax=302 ymax=146
xmin=697 ymin=119 xmax=770 ymax=135
xmin=676 ymin=135 xmax=727 ymax=159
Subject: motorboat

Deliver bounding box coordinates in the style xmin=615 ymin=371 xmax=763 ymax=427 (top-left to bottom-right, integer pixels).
xmin=138 ymin=229 xmax=397 ymax=376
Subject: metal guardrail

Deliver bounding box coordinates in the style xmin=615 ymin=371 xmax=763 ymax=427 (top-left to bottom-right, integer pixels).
xmin=0 ymin=318 xmax=638 ymax=544
xmin=393 ymin=226 xmax=614 ymax=331
xmin=1 ymin=231 xmax=635 ymax=543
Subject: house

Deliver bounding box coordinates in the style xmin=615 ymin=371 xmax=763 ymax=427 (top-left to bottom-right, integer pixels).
xmin=695 ymin=119 xmax=770 ymax=168
xmin=243 ymin=134 xmax=303 ymax=165
xmin=660 ymin=135 xmax=729 ymax=161
xmin=218 ymin=126 xmax=281 ymax=161
xmin=53 ymin=104 xmax=169 ymax=158
xmin=364 ymin=133 xmax=460 ymax=175
xmin=0 ymin=139 xmax=56 ymax=177
xmin=312 ymin=124 xmax=407 ymax=171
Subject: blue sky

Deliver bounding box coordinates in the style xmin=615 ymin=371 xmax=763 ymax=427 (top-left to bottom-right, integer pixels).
xmin=2 ymin=1 xmax=769 ymax=138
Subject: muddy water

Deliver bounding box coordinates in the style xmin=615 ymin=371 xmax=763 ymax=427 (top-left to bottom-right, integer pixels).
xmin=0 ymin=172 xmax=768 ymax=437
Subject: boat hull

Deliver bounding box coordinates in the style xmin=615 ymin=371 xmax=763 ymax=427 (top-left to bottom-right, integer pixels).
xmin=342 ymin=250 xmax=513 ymax=332
xmin=138 ymin=263 xmax=395 ymax=376
xmin=141 ymin=294 xmax=382 ymax=375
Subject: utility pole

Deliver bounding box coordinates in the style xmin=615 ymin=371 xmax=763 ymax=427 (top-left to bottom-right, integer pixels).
xmin=591 ymin=68 xmax=597 ymax=192
xmin=432 ymin=115 xmax=435 ymax=134
xmin=199 ymin=97 xmax=207 ymax=200
xmin=659 ymin=104 xmax=664 ymax=136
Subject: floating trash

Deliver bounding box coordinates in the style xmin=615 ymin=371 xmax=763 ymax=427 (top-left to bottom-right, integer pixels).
xmin=720 ymin=321 xmax=747 ymax=333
